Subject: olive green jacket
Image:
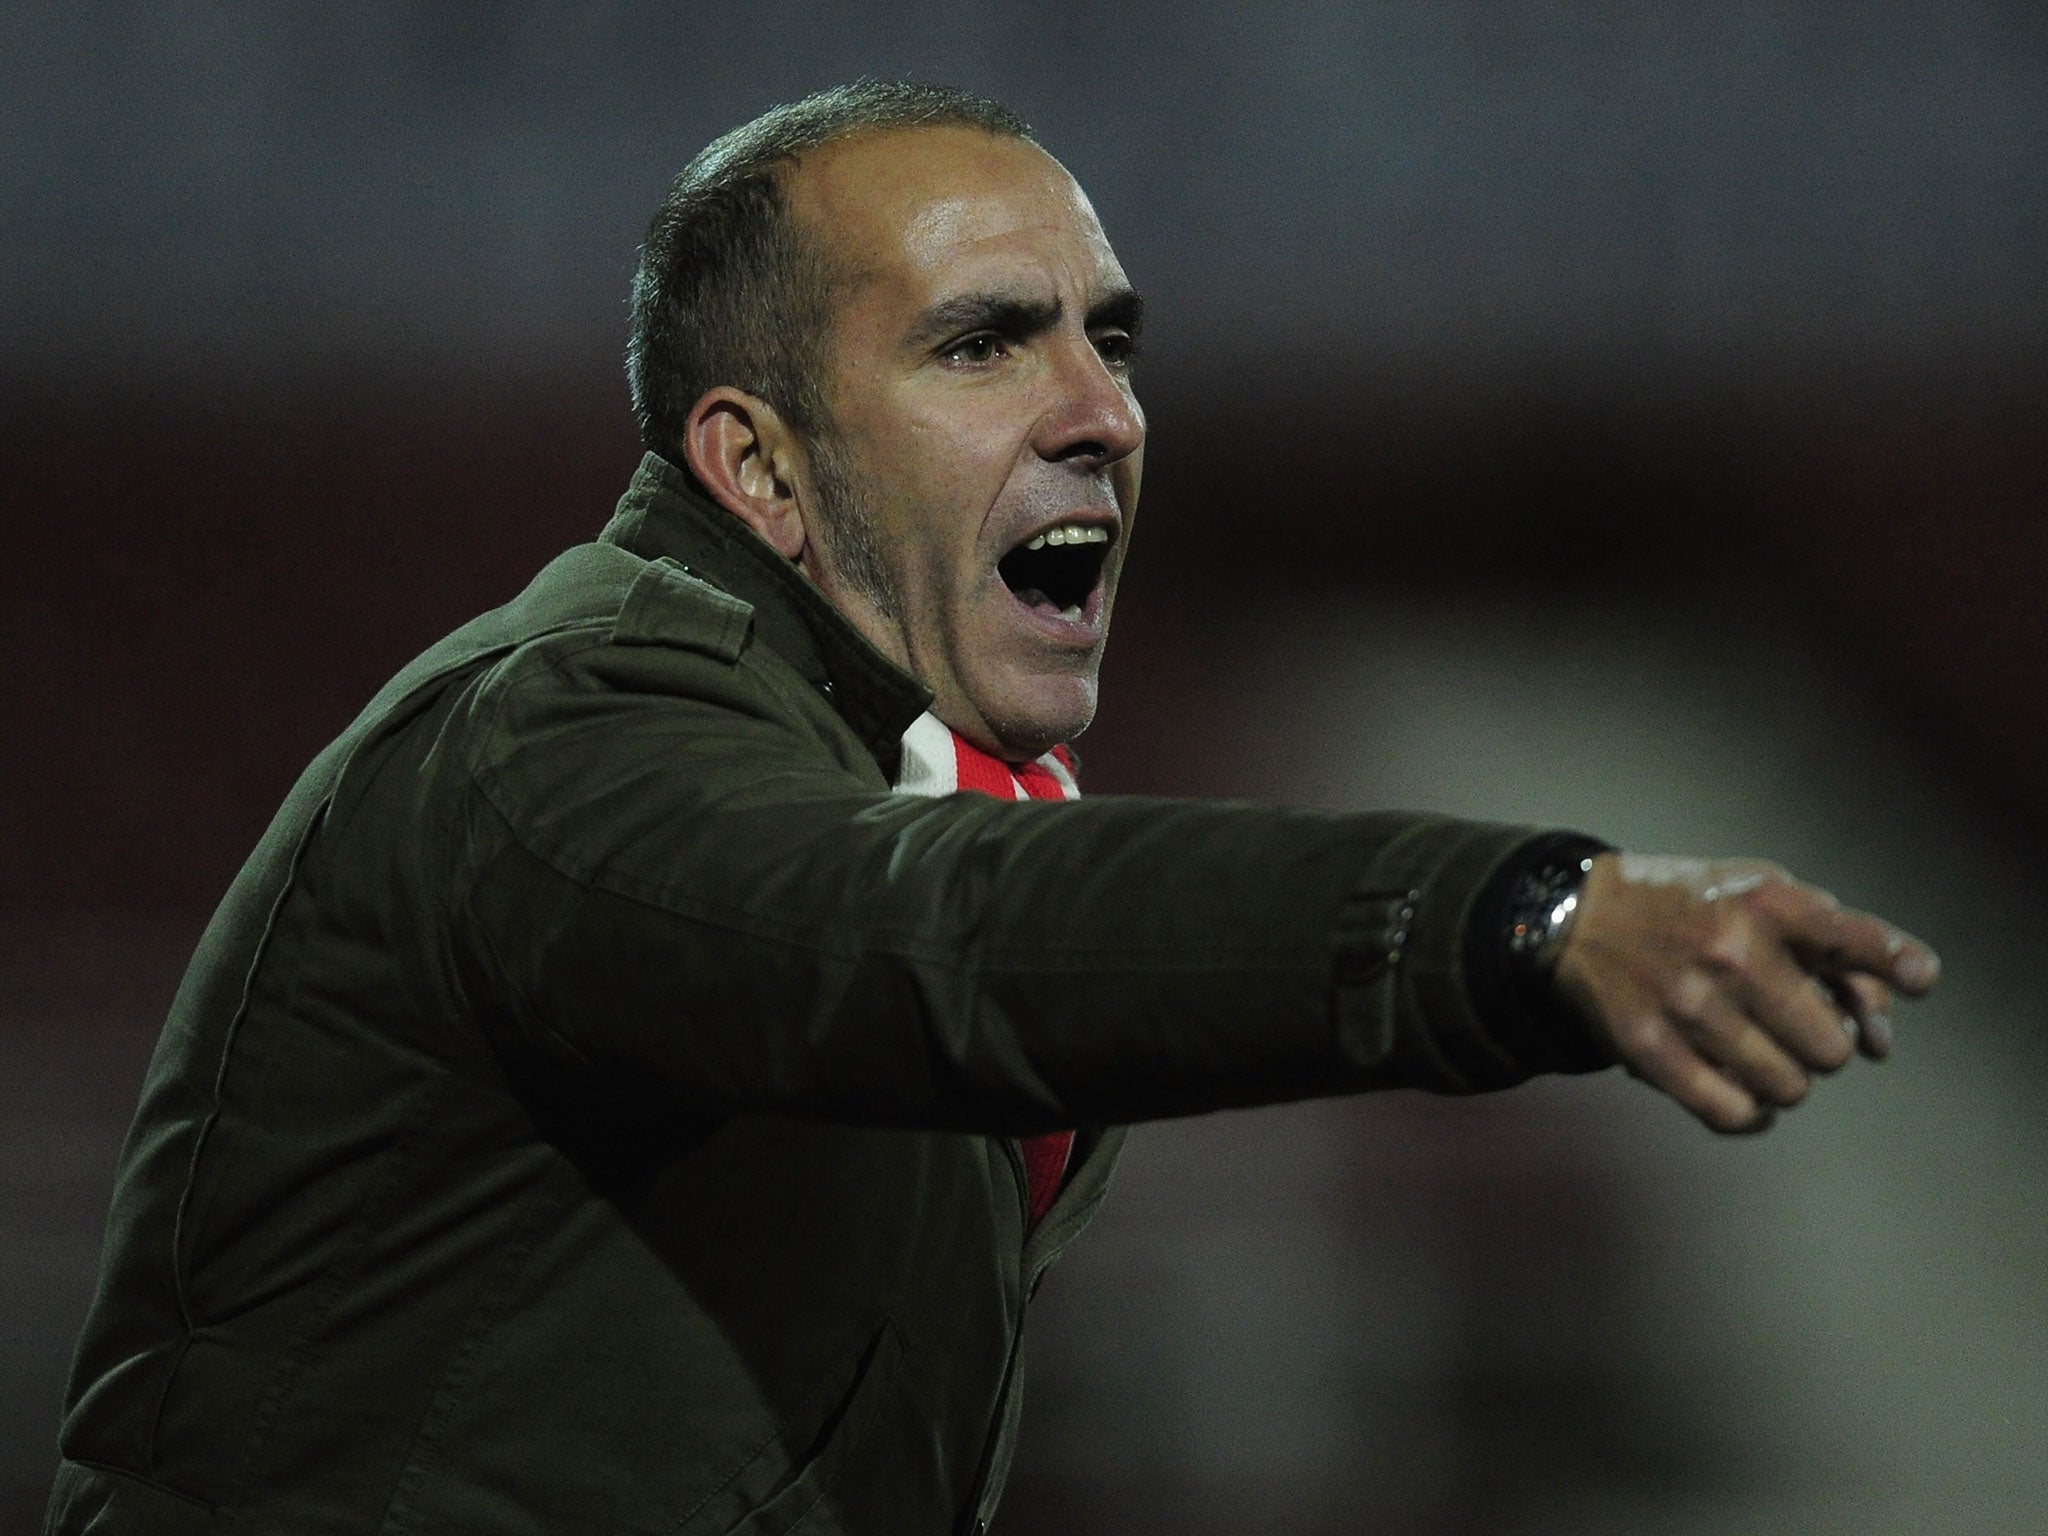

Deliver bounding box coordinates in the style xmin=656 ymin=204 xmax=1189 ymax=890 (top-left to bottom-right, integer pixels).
xmin=50 ymin=454 xmax=1596 ymax=1536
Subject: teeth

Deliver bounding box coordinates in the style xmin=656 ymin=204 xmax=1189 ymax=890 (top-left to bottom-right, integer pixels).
xmin=1059 ymin=605 xmax=1083 ymax=621
xmin=1024 ymin=523 xmax=1109 ymax=552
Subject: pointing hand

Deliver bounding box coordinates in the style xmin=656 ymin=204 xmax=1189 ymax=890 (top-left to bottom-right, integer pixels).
xmin=1551 ymin=855 xmax=1939 ymax=1133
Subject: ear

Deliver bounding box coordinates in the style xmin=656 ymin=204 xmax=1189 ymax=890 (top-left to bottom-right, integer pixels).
xmin=680 ymin=387 xmax=808 ymax=559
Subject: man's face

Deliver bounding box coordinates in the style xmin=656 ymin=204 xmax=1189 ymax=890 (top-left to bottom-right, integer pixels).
xmin=785 ymin=126 xmax=1145 ymax=760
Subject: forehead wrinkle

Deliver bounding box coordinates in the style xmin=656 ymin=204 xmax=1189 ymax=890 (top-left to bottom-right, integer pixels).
xmin=906 ymin=227 xmax=1131 ymax=330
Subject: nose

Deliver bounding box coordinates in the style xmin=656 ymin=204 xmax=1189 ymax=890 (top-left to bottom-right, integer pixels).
xmin=1034 ymin=333 xmax=1145 ymax=470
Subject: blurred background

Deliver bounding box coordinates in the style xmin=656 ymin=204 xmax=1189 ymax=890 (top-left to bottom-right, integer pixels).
xmin=6 ymin=3 xmax=2045 ymax=1531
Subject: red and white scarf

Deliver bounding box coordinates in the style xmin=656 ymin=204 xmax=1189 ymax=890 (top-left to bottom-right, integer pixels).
xmin=893 ymin=712 xmax=1080 ymax=805
xmin=893 ymin=711 xmax=1078 ymax=1228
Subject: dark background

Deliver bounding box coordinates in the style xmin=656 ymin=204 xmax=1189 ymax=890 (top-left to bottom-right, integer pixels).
xmin=7 ymin=5 xmax=2045 ymax=1531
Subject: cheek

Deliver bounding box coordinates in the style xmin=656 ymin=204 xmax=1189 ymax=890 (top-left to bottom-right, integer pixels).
xmin=888 ymin=421 xmax=1018 ymax=566
xmin=873 ymin=489 xmax=989 ymax=640
xmin=901 ymin=407 xmax=1018 ymax=502
xmin=1115 ymin=445 xmax=1144 ymax=512
xmin=852 ymin=405 xmax=994 ymax=513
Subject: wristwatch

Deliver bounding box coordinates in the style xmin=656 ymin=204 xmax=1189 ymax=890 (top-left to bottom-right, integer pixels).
xmin=1504 ymin=851 xmax=1598 ymax=982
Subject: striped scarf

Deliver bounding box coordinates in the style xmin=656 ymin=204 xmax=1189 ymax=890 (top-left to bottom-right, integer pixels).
xmin=893 ymin=712 xmax=1078 ymax=1229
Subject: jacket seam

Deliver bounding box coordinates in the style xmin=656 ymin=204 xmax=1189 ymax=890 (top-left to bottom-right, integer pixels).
xmin=459 ymin=866 xmax=608 ymax=1080
xmin=157 ymin=793 xmax=335 ymax=1477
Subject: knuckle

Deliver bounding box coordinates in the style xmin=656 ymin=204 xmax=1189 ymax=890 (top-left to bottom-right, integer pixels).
xmin=1731 ymin=858 xmax=1788 ymax=893
xmin=1752 ymin=869 xmax=1822 ymax=923
xmin=1662 ymin=970 xmax=1717 ymax=1023
xmin=1700 ymin=917 xmax=1754 ymax=975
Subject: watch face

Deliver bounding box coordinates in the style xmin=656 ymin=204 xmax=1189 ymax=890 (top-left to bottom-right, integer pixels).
xmin=1508 ymin=858 xmax=1593 ymax=967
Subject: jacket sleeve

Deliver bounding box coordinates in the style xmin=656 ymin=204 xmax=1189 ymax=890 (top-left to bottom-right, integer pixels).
xmin=444 ymin=626 xmax=1603 ymax=1134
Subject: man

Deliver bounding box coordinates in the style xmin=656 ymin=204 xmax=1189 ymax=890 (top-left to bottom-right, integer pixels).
xmin=48 ymin=82 xmax=1936 ymax=1536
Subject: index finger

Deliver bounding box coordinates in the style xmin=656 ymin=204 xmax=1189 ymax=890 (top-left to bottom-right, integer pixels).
xmin=1789 ymin=902 xmax=1940 ymax=997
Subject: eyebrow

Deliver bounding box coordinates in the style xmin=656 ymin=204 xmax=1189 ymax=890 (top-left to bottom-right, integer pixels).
xmin=1087 ymin=286 xmax=1145 ymax=341
xmin=905 ymin=284 xmax=1146 ymax=352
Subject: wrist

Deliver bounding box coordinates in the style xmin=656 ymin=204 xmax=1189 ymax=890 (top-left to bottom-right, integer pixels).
xmin=1462 ymin=831 xmax=1614 ymax=1073
xmin=1504 ymin=849 xmax=1598 ymax=988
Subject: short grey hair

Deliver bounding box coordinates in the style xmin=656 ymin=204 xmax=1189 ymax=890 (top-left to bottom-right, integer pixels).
xmin=626 ymin=81 xmax=1035 ymax=456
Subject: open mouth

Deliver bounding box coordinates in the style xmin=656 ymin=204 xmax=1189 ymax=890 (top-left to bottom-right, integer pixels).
xmin=996 ymin=521 xmax=1114 ymax=623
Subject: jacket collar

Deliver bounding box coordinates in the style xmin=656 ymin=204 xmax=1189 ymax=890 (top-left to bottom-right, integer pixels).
xmin=598 ymin=452 xmax=933 ymax=765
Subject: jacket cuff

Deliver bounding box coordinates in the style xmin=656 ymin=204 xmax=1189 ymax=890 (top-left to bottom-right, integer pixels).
xmin=1332 ymin=819 xmax=1615 ymax=1093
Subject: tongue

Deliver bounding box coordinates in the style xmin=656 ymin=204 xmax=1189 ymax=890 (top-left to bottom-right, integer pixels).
xmin=1013 ymin=586 xmax=1059 ymax=614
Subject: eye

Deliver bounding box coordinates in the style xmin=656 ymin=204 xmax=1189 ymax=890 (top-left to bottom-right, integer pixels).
xmin=943 ymin=333 xmax=1007 ymax=366
xmin=1093 ymin=330 xmax=1141 ymax=370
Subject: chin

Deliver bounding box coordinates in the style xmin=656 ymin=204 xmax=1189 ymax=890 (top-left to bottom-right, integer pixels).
xmin=979 ymin=674 xmax=1098 ymax=761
